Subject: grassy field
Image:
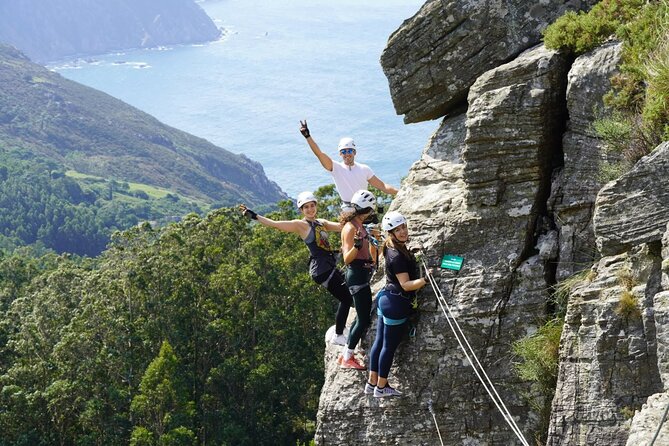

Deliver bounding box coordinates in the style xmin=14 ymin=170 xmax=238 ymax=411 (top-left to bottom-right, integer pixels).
xmin=66 ymin=170 xmax=179 ymax=199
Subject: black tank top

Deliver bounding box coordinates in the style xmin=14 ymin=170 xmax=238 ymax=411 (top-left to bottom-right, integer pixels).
xmin=304 ymin=220 xmax=336 ymax=277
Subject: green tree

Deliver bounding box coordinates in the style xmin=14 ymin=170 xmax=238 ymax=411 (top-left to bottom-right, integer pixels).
xmin=130 ymin=341 xmax=195 ymax=446
xmin=0 ymin=206 xmax=333 ymax=445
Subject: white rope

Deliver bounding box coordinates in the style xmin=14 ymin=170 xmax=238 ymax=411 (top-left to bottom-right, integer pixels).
xmin=422 ymin=259 xmax=530 ymax=446
xmin=424 ymin=268 xmax=527 ymax=445
xmin=428 ymin=399 xmax=445 ymax=446
xmin=425 ymin=267 xmax=528 ymax=444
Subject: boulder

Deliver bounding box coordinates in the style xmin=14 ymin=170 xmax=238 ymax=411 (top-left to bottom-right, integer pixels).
xmin=594 ymin=142 xmax=669 ymax=256
xmin=380 ymin=0 xmax=597 ymax=123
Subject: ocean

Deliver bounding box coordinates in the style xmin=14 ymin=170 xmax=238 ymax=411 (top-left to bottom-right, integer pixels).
xmin=51 ymin=0 xmax=438 ymax=198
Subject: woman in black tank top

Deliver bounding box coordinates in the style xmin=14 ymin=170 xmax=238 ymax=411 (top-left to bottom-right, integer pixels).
xmin=240 ymin=192 xmax=353 ymax=346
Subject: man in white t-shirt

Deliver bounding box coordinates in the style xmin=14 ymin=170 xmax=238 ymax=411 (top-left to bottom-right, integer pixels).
xmin=299 ymin=120 xmax=398 ymax=204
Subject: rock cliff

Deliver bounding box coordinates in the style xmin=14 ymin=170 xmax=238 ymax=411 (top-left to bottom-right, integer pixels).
xmin=0 ymin=0 xmax=220 ymax=63
xmin=380 ymin=0 xmax=597 ymax=123
xmin=316 ymin=1 xmax=669 ymax=445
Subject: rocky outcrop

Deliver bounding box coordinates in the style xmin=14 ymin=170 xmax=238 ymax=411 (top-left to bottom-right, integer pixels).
xmin=625 ymin=392 xmax=669 ymax=446
xmin=655 ymin=224 xmax=669 ymax=388
xmin=626 ymin=227 xmax=669 ymax=445
xmin=547 ymin=145 xmax=669 ymax=445
xmin=594 ymin=141 xmax=669 ymax=256
xmin=548 ymin=42 xmax=623 ymax=282
xmin=319 ymin=1 xmax=669 ymax=444
xmin=546 ymin=245 xmax=664 ymax=446
xmin=316 ymin=44 xmax=569 ymax=445
xmin=380 ymin=0 xmax=597 ymax=123
xmin=0 ymin=0 xmax=220 ymax=63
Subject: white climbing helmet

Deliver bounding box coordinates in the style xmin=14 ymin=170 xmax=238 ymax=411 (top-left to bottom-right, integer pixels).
xmin=381 ymin=211 xmax=407 ymax=231
xmin=297 ymin=191 xmax=317 ymax=209
xmin=337 ymin=137 xmax=356 ymax=151
xmin=350 ymin=190 xmax=375 ymax=212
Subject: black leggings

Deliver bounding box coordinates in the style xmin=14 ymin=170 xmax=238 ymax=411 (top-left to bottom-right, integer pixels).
xmin=313 ymin=268 xmax=352 ymax=335
xmin=345 ymin=266 xmax=372 ymax=350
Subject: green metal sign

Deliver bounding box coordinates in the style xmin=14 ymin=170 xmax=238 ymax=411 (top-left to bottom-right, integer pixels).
xmin=441 ymin=254 xmax=464 ymax=271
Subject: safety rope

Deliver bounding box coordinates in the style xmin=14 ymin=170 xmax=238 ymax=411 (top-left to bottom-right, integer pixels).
xmin=428 ymin=399 xmax=445 ymax=446
xmin=650 ymin=397 xmax=669 ymax=446
xmin=421 ymin=259 xmax=530 ymax=446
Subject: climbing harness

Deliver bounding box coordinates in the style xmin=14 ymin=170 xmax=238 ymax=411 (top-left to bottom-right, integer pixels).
xmin=318 ymin=265 xmax=338 ymax=289
xmin=650 ymin=398 xmax=669 ymax=446
xmin=421 ymin=256 xmax=531 ymax=446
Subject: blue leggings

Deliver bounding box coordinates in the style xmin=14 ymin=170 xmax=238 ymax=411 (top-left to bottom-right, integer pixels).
xmin=370 ymin=290 xmax=410 ymax=378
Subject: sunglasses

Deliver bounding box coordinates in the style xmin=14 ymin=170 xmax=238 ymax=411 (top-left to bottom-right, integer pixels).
xmin=339 ymin=148 xmax=355 ymax=155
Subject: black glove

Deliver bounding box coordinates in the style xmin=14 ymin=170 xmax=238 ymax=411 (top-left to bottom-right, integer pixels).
xmin=299 ymin=120 xmax=310 ymax=139
xmin=240 ymin=205 xmax=258 ymax=220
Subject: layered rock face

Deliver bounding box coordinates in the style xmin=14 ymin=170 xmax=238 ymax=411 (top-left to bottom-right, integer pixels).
xmin=594 ymin=142 xmax=669 ymax=256
xmin=380 ymin=0 xmax=597 ymax=123
xmin=316 ymin=45 xmax=571 ymax=445
xmin=317 ymin=1 xmax=669 ymax=445
xmin=0 ymin=0 xmax=220 ymax=63
xmin=546 ymin=245 xmax=664 ymax=445
xmin=625 ymin=225 xmax=669 ymax=445
xmin=548 ymin=42 xmax=622 ymax=281
xmin=546 ymin=157 xmax=669 ymax=446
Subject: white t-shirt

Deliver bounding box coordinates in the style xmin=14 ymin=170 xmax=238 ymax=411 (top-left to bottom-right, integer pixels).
xmin=330 ymin=161 xmax=374 ymax=202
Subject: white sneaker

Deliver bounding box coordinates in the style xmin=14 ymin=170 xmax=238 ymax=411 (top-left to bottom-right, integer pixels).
xmin=373 ymin=385 xmax=402 ymax=398
xmin=329 ymin=332 xmax=347 ymax=346
xmin=364 ymin=382 xmax=375 ymax=395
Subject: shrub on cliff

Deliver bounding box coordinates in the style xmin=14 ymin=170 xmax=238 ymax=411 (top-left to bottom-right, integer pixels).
xmin=544 ymin=0 xmax=669 ymax=178
xmin=513 ymin=318 xmax=564 ymax=444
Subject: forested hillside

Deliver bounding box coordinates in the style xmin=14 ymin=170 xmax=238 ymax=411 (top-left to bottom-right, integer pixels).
xmin=0 ymin=44 xmax=286 ymax=207
xmin=0 ymin=152 xmax=204 ymax=256
xmin=0 ymin=43 xmax=287 ymax=255
xmin=0 ymin=0 xmax=220 ymax=63
xmin=0 ymin=204 xmax=331 ymax=445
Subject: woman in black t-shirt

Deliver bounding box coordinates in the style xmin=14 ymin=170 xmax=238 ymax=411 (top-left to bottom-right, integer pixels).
xmin=240 ymin=192 xmax=352 ymax=346
xmin=366 ymin=211 xmax=429 ymax=398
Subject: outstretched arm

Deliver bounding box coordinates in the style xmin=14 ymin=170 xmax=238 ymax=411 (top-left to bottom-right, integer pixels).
xmin=239 ymin=204 xmax=307 ymax=236
xmin=320 ymin=219 xmax=343 ymax=232
xmin=300 ymin=120 xmax=333 ymax=172
xmin=368 ymin=175 xmax=398 ymax=196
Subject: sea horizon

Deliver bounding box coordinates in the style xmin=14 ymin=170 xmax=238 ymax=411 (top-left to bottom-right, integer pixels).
xmin=52 ymin=0 xmax=438 ymax=198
